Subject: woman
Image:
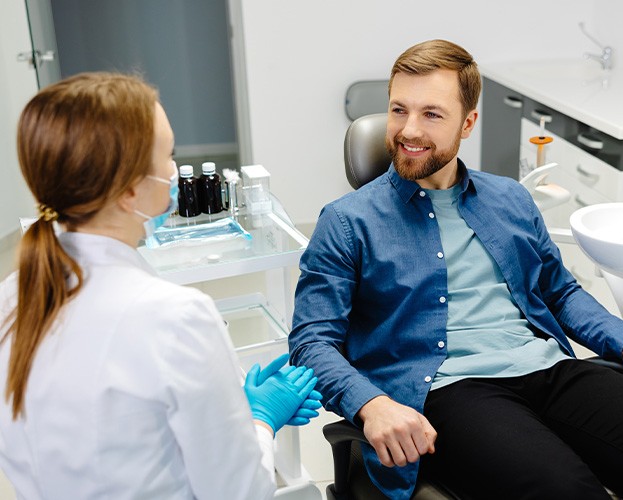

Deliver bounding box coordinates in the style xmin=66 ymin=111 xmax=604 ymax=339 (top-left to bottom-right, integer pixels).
xmin=0 ymin=73 xmax=320 ymax=499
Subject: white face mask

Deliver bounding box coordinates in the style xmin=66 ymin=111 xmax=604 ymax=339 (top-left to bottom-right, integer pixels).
xmin=134 ymin=166 xmax=179 ymax=238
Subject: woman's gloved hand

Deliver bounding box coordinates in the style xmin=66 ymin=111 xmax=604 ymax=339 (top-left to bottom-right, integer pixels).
xmin=287 ymin=390 xmax=322 ymax=426
xmin=244 ymin=353 xmax=320 ymax=434
xmin=257 ymin=355 xmax=323 ymax=426
xmin=254 ymin=354 xmax=323 ymax=425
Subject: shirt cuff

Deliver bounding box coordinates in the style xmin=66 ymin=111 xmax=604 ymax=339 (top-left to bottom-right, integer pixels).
xmin=340 ymin=382 xmax=387 ymax=424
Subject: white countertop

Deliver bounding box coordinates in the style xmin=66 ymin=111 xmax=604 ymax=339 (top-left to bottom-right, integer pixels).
xmin=480 ymin=59 xmax=623 ymax=140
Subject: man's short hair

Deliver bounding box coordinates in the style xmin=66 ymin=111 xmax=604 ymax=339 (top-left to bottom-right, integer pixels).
xmin=389 ymin=39 xmax=481 ymax=117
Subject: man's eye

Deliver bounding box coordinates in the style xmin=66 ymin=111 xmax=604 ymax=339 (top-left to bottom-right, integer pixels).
xmin=425 ymin=112 xmax=441 ymax=119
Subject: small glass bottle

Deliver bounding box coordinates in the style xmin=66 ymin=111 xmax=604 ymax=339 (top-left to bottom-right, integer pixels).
xmin=198 ymin=162 xmax=223 ymax=214
xmin=178 ymin=164 xmax=200 ymax=217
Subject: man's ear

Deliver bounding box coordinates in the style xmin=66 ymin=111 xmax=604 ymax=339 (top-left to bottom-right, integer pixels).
xmin=461 ymin=109 xmax=478 ymax=139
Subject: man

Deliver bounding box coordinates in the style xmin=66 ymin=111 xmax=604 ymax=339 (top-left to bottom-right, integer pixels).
xmin=289 ymin=39 xmax=623 ymax=500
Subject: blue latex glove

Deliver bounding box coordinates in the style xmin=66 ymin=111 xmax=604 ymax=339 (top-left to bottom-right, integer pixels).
xmin=253 ymin=354 xmax=323 ymax=426
xmin=256 ymin=354 xmax=294 ymax=385
xmin=244 ymin=355 xmax=318 ymax=434
xmin=287 ymin=389 xmax=322 ymax=426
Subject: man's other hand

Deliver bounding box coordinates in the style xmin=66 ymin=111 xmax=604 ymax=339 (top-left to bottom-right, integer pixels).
xmin=357 ymin=395 xmax=437 ymax=467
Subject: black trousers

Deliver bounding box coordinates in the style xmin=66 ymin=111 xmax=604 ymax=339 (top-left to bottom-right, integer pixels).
xmin=419 ymin=359 xmax=623 ymax=500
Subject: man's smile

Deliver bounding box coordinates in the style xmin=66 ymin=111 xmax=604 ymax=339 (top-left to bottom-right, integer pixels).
xmin=400 ymin=142 xmax=432 ymax=156
xmin=401 ymin=144 xmax=430 ymax=153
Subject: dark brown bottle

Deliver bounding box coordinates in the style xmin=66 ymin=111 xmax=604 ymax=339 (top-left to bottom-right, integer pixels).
xmin=199 ymin=162 xmax=223 ymax=214
xmin=178 ymin=165 xmax=200 ymax=217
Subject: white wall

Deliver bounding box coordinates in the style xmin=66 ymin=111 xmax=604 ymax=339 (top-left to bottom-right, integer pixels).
xmin=3 ymin=1 xmax=618 ymax=231
xmin=0 ymin=7 xmax=31 ymax=494
xmin=593 ymin=0 xmax=623 ymax=70
xmin=239 ymin=0 xmax=610 ymax=225
xmin=0 ymin=1 xmax=38 ymax=240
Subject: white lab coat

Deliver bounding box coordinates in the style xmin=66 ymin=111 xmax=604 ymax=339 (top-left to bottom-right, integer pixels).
xmin=0 ymin=232 xmax=276 ymax=500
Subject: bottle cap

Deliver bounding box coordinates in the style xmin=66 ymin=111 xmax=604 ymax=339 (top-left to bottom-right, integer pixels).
xmin=202 ymin=162 xmax=216 ymax=175
xmin=179 ymin=165 xmax=194 ymax=178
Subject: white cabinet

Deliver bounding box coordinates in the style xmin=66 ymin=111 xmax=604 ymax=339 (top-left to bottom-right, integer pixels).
xmin=481 ymin=64 xmax=623 ymax=358
xmin=520 ymin=119 xmax=622 ymax=317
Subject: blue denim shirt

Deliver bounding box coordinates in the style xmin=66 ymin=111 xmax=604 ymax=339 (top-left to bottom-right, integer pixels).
xmin=289 ymin=161 xmax=623 ymax=499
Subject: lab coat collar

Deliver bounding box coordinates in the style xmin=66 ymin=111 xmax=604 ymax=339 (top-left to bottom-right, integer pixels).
xmin=388 ymin=158 xmax=474 ymax=204
xmin=58 ymin=231 xmax=157 ymax=276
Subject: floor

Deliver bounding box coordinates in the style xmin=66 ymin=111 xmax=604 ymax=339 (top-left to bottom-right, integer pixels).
xmin=0 ymin=222 xmax=337 ymax=499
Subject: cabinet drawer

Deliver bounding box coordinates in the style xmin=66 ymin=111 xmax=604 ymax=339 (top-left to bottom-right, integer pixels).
xmin=541 ymin=167 xmax=609 ymax=229
xmin=522 ymin=97 xmax=580 ymax=140
xmin=481 ymin=77 xmax=523 ymax=179
xmin=564 ymin=141 xmax=623 ymax=201
xmin=520 ymin=118 xmax=623 ymax=201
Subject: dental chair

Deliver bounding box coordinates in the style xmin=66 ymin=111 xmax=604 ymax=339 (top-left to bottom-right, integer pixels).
xmin=322 ymin=112 xmax=623 ymax=500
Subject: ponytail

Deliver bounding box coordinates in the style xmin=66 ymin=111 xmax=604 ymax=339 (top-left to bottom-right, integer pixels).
xmin=3 ymin=72 xmax=158 ymax=420
xmin=3 ymin=218 xmax=82 ymax=419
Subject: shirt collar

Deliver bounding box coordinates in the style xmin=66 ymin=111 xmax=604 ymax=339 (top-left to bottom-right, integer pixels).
xmin=58 ymin=231 xmax=157 ymax=276
xmin=388 ymin=158 xmax=476 ymax=204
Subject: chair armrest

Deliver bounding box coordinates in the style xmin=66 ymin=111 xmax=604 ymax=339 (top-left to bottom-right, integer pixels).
xmin=323 ymin=420 xmax=369 ymax=496
xmin=323 ymin=419 xmax=368 ymax=445
xmin=586 ymin=356 xmax=623 ymax=373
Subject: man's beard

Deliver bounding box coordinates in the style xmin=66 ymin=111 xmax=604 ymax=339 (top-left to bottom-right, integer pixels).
xmin=385 ymin=132 xmax=461 ymax=183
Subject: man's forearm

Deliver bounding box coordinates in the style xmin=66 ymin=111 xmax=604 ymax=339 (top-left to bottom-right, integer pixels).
xmin=290 ymin=339 xmax=385 ymax=421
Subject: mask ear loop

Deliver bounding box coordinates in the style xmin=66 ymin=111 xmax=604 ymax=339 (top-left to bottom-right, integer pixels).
xmin=145 ymin=175 xmax=171 ymax=186
xmin=134 ymin=209 xmax=151 ymax=221
xmin=145 ymin=160 xmax=179 ymax=185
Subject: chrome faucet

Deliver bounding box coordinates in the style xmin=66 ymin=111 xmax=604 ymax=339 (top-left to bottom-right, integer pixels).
xmin=579 ymin=22 xmax=613 ymax=70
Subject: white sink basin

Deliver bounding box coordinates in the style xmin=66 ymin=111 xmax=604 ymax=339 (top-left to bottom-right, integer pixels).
xmin=570 ymin=203 xmax=623 ymax=278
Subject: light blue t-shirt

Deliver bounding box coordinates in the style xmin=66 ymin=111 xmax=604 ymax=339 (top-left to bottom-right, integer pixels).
xmin=426 ymin=184 xmax=570 ymax=390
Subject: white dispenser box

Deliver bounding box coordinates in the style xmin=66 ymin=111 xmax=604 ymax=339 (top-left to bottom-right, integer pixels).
xmin=241 ymin=164 xmax=272 ymax=214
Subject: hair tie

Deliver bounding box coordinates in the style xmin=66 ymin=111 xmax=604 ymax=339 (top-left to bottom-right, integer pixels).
xmin=37 ymin=203 xmax=59 ymax=222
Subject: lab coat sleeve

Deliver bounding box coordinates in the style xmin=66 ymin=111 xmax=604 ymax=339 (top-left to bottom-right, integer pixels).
xmin=151 ymin=288 xmax=276 ymax=500
xmin=255 ymin=424 xmax=275 ymax=482
xmin=289 ymin=205 xmax=387 ymax=423
xmin=531 ymin=199 xmax=623 ymax=359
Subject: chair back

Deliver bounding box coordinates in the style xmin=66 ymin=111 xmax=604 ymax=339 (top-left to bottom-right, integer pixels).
xmin=344 ymin=81 xmax=389 ymax=121
xmin=344 ymin=113 xmax=391 ymax=190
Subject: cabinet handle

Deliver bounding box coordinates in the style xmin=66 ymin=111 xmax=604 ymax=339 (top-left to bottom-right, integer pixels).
xmin=577 ymin=133 xmax=604 ymax=150
xmin=574 ymin=194 xmax=590 ymax=207
xmin=576 ymin=164 xmax=599 ymax=182
xmin=531 ymin=110 xmax=553 ymax=123
xmin=503 ymin=96 xmax=523 ymax=109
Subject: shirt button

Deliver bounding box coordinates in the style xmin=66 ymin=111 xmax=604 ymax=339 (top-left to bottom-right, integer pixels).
xmin=428 ymin=212 xmax=435 ymax=219
xmin=439 ymin=296 xmax=446 ymax=304
xmin=419 ymin=191 xmax=426 ymax=197
xmin=437 ymin=252 xmax=444 ymax=259
xmin=438 ymin=341 xmax=445 ymax=349
xmin=424 ymin=376 xmax=432 ymax=383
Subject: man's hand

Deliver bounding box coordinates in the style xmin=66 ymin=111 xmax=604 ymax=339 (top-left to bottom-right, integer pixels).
xmin=357 ymin=395 xmax=437 ymax=467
